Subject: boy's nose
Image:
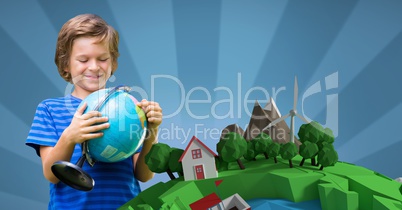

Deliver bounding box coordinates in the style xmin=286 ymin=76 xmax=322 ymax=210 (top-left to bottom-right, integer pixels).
xmin=88 ymin=60 xmax=99 ymax=71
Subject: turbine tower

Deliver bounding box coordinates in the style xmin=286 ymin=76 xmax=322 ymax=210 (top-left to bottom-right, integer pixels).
xmin=263 ymin=76 xmax=310 ymax=143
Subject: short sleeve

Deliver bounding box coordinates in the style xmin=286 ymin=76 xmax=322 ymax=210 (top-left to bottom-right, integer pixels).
xmin=26 ymin=102 xmax=59 ymax=156
xmin=135 ymin=145 xmax=142 ymax=154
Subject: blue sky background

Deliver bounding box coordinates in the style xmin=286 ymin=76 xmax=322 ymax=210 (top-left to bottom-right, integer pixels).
xmin=1 ymin=0 xmax=402 ymax=209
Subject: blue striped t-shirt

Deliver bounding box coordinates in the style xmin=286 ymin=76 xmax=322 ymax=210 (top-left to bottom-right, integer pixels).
xmin=26 ymin=95 xmax=141 ymax=210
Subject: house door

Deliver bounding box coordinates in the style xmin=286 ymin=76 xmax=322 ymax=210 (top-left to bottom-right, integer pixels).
xmin=194 ymin=165 xmax=205 ymax=180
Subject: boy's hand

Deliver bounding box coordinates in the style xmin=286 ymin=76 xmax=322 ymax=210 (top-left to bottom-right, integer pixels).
xmin=137 ymin=99 xmax=162 ymax=130
xmin=63 ymin=102 xmax=110 ymax=145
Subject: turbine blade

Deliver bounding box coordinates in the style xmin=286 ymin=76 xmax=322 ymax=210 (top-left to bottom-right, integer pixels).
xmin=272 ymin=113 xmax=290 ymax=126
xmin=296 ymin=113 xmax=310 ymax=124
xmin=263 ymin=113 xmax=290 ymax=130
xmin=290 ymin=115 xmax=295 ymax=143
xmin=293 ymin=76 xmax=298 ymax=110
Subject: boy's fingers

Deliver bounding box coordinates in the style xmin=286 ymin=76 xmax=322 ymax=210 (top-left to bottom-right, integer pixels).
xmin=146 ymin=110 xmax=162 ymax=118
xmin=82 ymin=111 xmax=102 ymax=120
xmin=80 ymin=123 xmax=109 ymax=138
xmin=75 ymin=102 xmax=87 ymax=116
xmin=147 ymin=117 xmax=162 ymax=125
xmin=82 ymin=132 xmax=104 ymax=141
xmin=85 ymin=115 xmax=109 ymax=126
xmin=147 ymin=106 xmax=162 ymax=115
xmin=147 ymin=104 xmax=162 ymax=111
xmin=138 ymin=99 xmax=148 ymax=107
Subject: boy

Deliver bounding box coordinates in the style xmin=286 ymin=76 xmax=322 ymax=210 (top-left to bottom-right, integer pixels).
xmin=26 ymin=14 xmax=162 ymax=209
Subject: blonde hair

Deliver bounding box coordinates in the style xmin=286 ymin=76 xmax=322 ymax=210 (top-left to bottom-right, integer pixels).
xmin=55 ymin=14 xmax=119 ymax=83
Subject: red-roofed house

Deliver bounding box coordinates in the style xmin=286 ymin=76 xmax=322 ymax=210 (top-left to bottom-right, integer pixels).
xmin=189 ymin=192 xmax=251 ymax=210
xmin=179 ymin=136 xmax=218 ymax=181
xmin=189 ymin=193 xmax=221 ymax=210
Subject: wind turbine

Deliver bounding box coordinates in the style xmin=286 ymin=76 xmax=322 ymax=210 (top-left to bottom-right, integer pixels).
xmin=263 ymin=76 xmax=310 ymax=143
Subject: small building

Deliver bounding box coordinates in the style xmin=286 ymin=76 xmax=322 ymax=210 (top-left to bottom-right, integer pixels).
xmin=210 ymin=193 xmax=251 ymax=210
xmin=189 ymin=193 xmax=222 ymax=210
xmin=179 ymin=136 xmax=218 ymax=181
xmin=190 ymin=193 xmax=251 ymax=210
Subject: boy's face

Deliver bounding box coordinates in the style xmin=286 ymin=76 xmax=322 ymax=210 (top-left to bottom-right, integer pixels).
xmin=66 ymin=36 xmax=112 ymax=98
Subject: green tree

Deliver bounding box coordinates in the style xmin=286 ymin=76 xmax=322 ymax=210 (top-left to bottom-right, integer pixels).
xmin=317 ymin=127 xmax=335 ymax=150
xmin=298 ymin=121 xmax=325 ymax=165
xmin=216 ymin=140 xmax=229 ymax=171
xmin=317 ymin=147 xmax=338 ymax=170
xmin=297 ymin=123 xmax=308 ymax=143
xmin=243 ymin=140 xmax=257 ymax=161
xmin=318 ymin=141 xmax=335 ymax=151
xmin=215 ymin=156 xmax=229 ymax=171
xmin=267 ymin=142 xmax=280 ymax=163
xmin=280 ymin=142 xmax=298 ymax=168
xmin=145 ymin=143 xmax=175 ymax=180
xmin=168 ymin=148 xmax=184 ymax=177
xmin=217 ymin=132 xmax=247 ymax=170
xmin=253 ymin=132 xmax=273 ymax=159
xmin=298 ymin=121 xmax=324 ymax=143
xmin=322 ymin=127 xmax=335 ymax=143
xmin=299 ymin=141 xmax=319 ymax=167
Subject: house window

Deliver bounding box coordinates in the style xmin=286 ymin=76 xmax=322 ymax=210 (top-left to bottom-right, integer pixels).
xmin=192 ymin=149 xmax=202 ymax=159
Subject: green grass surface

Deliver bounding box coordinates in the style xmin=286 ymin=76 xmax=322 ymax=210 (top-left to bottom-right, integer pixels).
xmin=119 ymin=155 xmax=402 ymax=210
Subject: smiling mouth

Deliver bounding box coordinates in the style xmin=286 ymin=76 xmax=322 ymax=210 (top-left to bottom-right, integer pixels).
xmin=85 ymin=75 xmax=102 ymax=80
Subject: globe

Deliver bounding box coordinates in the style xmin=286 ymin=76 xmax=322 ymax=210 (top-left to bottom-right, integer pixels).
xmin=79 ymin=86 xmax=147 ymax=163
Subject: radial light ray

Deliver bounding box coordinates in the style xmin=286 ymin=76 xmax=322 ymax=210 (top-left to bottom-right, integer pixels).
xmin=0 ymin=192 xmax=47 ymax=210
xmin=214 ymin=0 xmax=288 ymax=129
xmin=0 ymin=104 xmax=42 ymax=165
xmin=300 ymin=0 xmax=402 ymax=126
xmin=337 ymin=102 xmax=402 ymax=163
xmin=0 ymin=27 xmax=61 ymax=125
xmin=335 ymin=31 xmax=402 ymax=148
xmin=355 ymin=139 xmax=402 ymax=179
xmin=172 ymin=0 xmax=221 ymax=110
xmin=107 ymin=1 xmax=183 ymax=127
xmin=0 ymin=147 xmax=49 ymax=204
xmin=107 ymin=1 xmax=179 ymax=85
xmin=252 ymin=1 xmax=358 ymax=126
xmin=170 ymin=0 xmax=223 ymax=149
xmin=0 ymin=0 xmax=64 ymax=93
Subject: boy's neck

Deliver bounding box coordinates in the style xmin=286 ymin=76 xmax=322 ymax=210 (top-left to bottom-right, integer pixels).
xmin=71 ymin=85 xmax=107 ymax=99
xmin=71 ymin=89 xmax=92 ymax=100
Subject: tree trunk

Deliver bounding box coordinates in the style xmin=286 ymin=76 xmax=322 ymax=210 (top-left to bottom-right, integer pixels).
xmin=311 ymin=157 xmax=316 ymax=166
xmin=319 ymin=165 xmax=324 ymax=170
xmin=300 ymin=158 xmax=306 ymax=166
xmin=263 ymin=152 xmax=269 ymax=159
xmin=274 ymin=157 xmax=277 ymax=163
xmin=289 ymin=160 xmax=293 ymax=168
xmin=237 ymin=159 xmax=246 ymax=170
xmin=166 ymin=169 xmax=176 ymax=180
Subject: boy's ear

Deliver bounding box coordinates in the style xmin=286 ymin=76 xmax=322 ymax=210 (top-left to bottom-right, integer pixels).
xmin=64 ymin=67 xmax=70 ymax=73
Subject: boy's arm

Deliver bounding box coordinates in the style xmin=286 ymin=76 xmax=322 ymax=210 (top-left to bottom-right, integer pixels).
xmin=40 ymin=103 xmax=110 ymax=184
xmin=134 ymin=100 xmax=162 ymax=182
xmin=39 ymin=136 xmax=76 ymax=184
xmin=133 ymin=127 xmax=158 ymax=182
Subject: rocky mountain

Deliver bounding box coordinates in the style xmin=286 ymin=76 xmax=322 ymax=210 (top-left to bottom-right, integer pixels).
xmin=243 ymin=98 xmax=300 ymax=145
